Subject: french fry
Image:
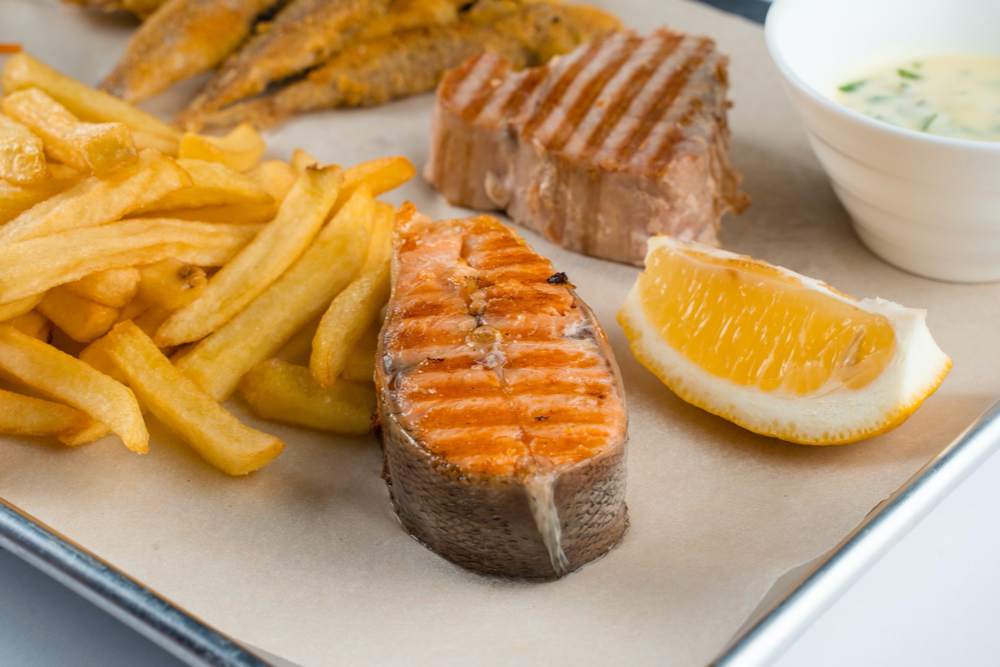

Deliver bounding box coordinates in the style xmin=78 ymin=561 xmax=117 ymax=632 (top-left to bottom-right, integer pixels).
xmin=38 ymin=286 xmax=120 ymax=343
xmin=75 ymin=339 xmax=147 ymax=441
xmin=179 ymin=122 xmax=265 ymax=173
xmin=0 ymin=219 xmax=260 ymax=303
xmin=336 ymin=156 xmax=415 ymax=210
xmin=0 ymin=294 xmax=43 ymax=322
xmin=175 ymin=186 xmax=372 ymax=401
xmin=129 ymin=200 xmax=279 ymax=225
xmin=363 ymin=201 xmax=393 ymax=240
xmin=275 ymin=315 xmax=321 ymax=365
xmin=240 ymin=359 xmax=375 ymax=435
xmin=290 ymin=148 xmax=323 ymax=173
xmin=131 ymin=130 xmax=180 ymax=155
xmin=136 ymin=259 xmax=207 ymax=311
xmin=309 ymin=263 xmax=390 ymax=387
xmin=245 ymin=160 xmax=298 ymax=202
xmin=341 ymin=326 xmax=378 ymax=383
xmin=5 ymin=310 xmax=52 ymax=342
xmin=0 ymin=324 xmax=147 ymax=452
xmin=78 ymin=340 xmax=128 ymax=385
xmin=364 ymin=201 xmax=395 ymax=266
xmin=310 ymin=201 xmax=393 ymax=386
xmin=131 ymin=306 xmax=178 ymax=358
xmin=2 ymin=54 xmax=181 ymax=152
xmin=0 ymin=113 xmax=49 ymax=184
xmin=0 ymin=150 xmax=191 ymax=245
xmin=2 ymin=88 xmax=138 ymax=174
xmin=59 ymin=419 xmax=117 ymax=446
xmin=24 ymin=341 xmax=121 ymax=445
xmin=116 ymin=295 xmax=151 ymax=324
xmin=138 ymin=159 xmax=274 ymax=214
xmin=131 ymin=306 xmax=173 ymax=340
xmin=0 ymin=387 xmax=98 ymax=444
xmin=0 ymin=173 xmax=78 ymax=225
xmin=47 ymin=163 xmax=79 ymax=179
xmin=101 ymin=321 xmax=284 ymax=475
xmin=156 ymin=165 xmax=344 ymax=346
xmin=63 ymin=267 xmax=141 ymax=308
xmin=74 ymin=332 xmax=154 ymax=447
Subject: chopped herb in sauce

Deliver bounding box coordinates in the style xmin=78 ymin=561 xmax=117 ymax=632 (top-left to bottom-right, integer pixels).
xmin=839 ymin=79 xmax=867 ymax=92
xmin=837 ymin=54 xmax=1000 ymax=142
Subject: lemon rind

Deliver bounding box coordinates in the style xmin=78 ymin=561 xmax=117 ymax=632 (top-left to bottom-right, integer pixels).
xmin=618 ymin=238 xmax=952 ymax=445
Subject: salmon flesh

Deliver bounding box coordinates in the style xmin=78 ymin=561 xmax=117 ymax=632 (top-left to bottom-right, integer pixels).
xmin=376 ymin=204 xmax=628 ymax=579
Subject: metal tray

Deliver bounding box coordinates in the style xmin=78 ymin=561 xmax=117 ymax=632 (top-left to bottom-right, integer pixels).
xmin=5 ymin=397 xmax=999 ymax=666
xmin=5 ymin=2 xmax=1000 ymax=665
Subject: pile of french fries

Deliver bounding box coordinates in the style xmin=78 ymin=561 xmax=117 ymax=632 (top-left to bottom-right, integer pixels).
xmin=0 ymin=53 xmax=414 ymax=475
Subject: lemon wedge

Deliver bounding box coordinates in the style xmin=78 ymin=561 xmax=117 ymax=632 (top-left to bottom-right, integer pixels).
xmin=617 ymin=237 xmax=951 ymax=445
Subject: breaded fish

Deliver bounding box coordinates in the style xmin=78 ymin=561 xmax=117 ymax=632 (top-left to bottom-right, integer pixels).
xmin=376 ymin=205 xmax=628 ymax=579
xmin=191 ymin=2 xmax=621 ymax=130
xmin=352 ymin=0 xmax=467 ymax=42
xmin=176 ymin=0 xmax=392 ymax=128
xmin=99 ymin=0 xmax=282 ymax=103
xmin=62 ymin=0 xmax=168 ymax=20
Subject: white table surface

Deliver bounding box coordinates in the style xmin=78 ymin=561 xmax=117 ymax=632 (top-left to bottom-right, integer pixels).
xmin=3 ymin=427 xmax=1000 ymax=666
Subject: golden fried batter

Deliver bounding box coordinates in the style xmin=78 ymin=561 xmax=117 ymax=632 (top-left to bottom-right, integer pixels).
xmin=99 ymin=0 xmax=282 ymax=103
xmin=62 ymin=0 xmax=168 ymax=20
xmin=176 ymin=0 xmax=393 ymax=127
xmin=193 ymin=2 xmax=621 ymax=129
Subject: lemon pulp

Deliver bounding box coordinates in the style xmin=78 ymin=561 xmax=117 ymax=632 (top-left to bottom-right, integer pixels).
xmin=638 ymin=246 xmax=897 ymax=395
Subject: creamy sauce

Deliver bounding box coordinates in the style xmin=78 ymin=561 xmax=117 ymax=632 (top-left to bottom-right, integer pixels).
xmin=836 ymin=54 xmax=1000 ymax=142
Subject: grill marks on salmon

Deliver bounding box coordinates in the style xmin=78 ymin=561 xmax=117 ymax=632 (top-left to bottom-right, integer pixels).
xmin=425 ymin=28 xmax=749 ymax=266
xmin=377 ymin=204 xmax=628 ymax=578
xmin=383 ymin=208 xmax=623 ymax=473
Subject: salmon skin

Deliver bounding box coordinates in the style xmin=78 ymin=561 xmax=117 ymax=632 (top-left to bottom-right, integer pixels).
xmin=376 ymin=204 xmax=628 ymax=579
xmin=425 ymin=29 xmax=749 ymax=266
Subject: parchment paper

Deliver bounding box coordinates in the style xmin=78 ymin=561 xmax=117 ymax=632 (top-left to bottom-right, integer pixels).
xmin=2 ymin=1 xmax=999 ymax=665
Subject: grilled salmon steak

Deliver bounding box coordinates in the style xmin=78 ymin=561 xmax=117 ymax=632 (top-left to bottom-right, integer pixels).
xmin=425 ymin=28 xmax=749 ymax=266
xmin=376 ymin=204 xmax=628 ymax=579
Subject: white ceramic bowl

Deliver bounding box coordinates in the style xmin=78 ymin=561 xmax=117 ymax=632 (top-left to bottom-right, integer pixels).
xmin=765 ymin=0 xmax=1000 ymax=283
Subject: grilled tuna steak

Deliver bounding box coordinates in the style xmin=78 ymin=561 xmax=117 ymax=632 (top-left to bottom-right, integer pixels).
xmin=425 ymin=29 xmax=749 ymax=266
xmin=376 ymin=204 xmax=628 ymax=579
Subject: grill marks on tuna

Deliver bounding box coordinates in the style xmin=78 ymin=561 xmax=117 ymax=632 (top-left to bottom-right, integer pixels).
xmin=425 ymin=29 xmax=749 ymax=266
xmin=376 ymin=204 xmax=628 ymax=578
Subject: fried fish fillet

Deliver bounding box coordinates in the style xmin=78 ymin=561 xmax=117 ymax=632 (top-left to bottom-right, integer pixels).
xmin=99 ymin=0 xmax=282 ymax=104
xmin=352 ymin=0 xmax=468 ymax=42
xmin=62 ymin=0 xmax=168 ymax=20
xmin=176 ymin=0 xmax=392 ymax=127
xmin=192 ymin=2 xmax=621 ymax=130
